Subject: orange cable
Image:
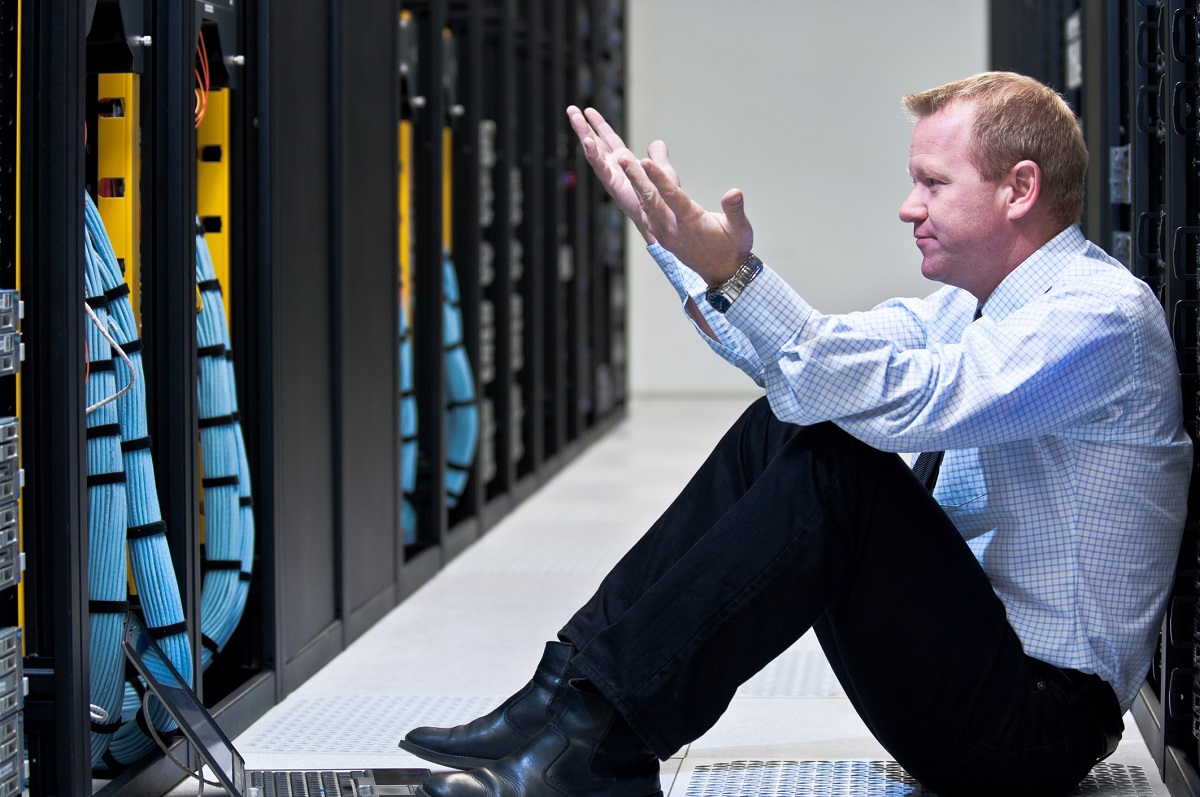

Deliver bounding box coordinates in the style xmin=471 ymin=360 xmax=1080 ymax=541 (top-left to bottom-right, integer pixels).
xmin=194 ymin=34 xmax=211 ymax=128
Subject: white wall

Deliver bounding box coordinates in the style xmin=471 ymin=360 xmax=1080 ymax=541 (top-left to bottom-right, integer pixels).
xmin=625 ymin=1 xmax=988 ymax=397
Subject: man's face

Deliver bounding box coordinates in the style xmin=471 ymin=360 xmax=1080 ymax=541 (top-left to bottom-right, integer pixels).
xmin=899 ymin=101 xmax=1011 ymax=297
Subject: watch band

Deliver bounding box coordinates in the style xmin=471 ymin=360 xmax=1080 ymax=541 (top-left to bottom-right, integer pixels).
xmin=705 ymin=253 xmax=763 ymax=314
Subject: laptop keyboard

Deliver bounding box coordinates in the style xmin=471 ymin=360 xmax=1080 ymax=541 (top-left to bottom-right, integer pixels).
xmin=247 ymin=770 xmax=380 ymax=796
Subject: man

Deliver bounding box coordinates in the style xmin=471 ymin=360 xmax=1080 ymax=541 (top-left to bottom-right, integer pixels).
xmin=402 ymin=72 xmax=1191 ymax=796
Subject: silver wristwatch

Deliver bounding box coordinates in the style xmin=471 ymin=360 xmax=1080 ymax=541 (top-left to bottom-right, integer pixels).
xmin=705 ymin=254 xmax=763 ymax=314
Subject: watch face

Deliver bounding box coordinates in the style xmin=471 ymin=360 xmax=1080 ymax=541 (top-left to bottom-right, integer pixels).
xmin=706 ymin=290 xmax=732 ymax=314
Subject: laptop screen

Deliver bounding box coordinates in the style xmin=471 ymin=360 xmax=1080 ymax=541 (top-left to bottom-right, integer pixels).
xmin=122 ymin=612 xmax=246 ymax=796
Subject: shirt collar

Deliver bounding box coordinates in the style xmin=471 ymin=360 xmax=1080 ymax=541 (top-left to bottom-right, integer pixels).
xmin=978 ymin=225 xmax=1087 ymax=323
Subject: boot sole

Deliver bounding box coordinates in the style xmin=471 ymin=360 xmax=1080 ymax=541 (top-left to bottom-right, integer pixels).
xmin=397 ymin=738 xmax=499 ymax=770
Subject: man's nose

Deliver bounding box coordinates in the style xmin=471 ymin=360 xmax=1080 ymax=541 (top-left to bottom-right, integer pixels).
xmin=899 ymin=187 xmax=925 ymax=224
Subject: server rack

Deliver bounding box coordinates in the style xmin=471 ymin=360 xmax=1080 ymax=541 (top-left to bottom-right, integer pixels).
xmin=11 ymin=0 xmax=627 ymax=793
xmin=991 ymin=1 xmax=1200 ymax=793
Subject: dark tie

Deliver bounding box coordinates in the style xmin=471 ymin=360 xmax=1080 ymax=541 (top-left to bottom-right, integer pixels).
xmin=911 ymin=305 xmax=982 ymax=493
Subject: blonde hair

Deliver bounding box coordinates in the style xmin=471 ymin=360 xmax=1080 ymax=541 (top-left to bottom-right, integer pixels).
xmin=903 ymin=72 xmax=1088 ymax=227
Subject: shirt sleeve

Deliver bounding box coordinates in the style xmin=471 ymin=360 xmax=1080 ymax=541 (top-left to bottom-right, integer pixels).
xmin=724 ymin=261 xmax=1144 ymax=454
xmin=647 ymin=243 xmax=767 ymax=385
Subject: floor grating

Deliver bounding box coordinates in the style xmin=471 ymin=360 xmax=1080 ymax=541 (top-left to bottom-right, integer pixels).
xmin=683 ymin=760 xmax=1155 ymax=796
xmin=237 ymin=695 xmax=502 ymax=754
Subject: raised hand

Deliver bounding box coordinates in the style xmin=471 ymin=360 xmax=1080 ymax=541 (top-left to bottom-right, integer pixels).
xmin=621 ymin=153 xmax=754 ymax=287
xmin=566 ymin=105 xmax=678 ymax=244
xmin=567 ymin=105 xmax=753 ymax=286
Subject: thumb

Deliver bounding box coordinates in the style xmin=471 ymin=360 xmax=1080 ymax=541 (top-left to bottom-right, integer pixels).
xmin=721 ymin=188 xmax=753 ymax=243
xmin=721 ymin=188 xmax=746 ymax=220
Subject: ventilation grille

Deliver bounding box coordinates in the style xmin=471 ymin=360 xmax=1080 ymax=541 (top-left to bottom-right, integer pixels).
xmin=683 ymin=760 xmax=1155 ymax=796
xmin=239 ymin=695 xmax=501 ymax=754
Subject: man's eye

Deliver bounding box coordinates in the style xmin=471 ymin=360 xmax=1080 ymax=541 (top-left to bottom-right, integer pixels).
xmin=925 ymin=178 xmax=941 ymax=187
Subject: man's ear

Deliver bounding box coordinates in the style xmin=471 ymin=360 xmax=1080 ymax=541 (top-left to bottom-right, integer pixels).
xmin=1005 ymin=160 xmax=1040 ymax=220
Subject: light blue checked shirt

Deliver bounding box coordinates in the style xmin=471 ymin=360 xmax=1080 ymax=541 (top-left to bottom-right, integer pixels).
xmin=651 ymin=225 xmax=1191 ymax=711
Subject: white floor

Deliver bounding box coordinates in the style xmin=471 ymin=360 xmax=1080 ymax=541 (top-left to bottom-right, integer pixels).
xmin=174 ymin=397 xmax=1167 ymax=796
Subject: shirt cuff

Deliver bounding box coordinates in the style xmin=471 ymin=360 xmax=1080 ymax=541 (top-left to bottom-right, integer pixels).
xmin=648 ymin=242 xmax=707 ymax=299
xmin=725 ymin=265 xmax=815 ymax=357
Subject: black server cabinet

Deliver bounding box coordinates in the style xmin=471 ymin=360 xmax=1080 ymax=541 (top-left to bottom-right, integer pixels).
xmin=15 ymin=0 xmax=627 ymax=792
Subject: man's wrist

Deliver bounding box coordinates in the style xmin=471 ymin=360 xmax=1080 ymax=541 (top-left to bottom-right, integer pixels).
xmin=705 ymin=253 xmax=763 ymax=314
xmin=704 ymin=253 xmax=752 ymax=289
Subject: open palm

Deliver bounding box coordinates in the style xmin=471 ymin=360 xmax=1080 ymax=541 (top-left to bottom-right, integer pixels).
xmin=567 ymin=105 xmax=753 ymax=285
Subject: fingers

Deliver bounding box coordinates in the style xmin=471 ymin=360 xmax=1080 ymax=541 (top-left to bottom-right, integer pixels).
xmin=583 ymin=107 xmax=629 ymax=157
xmin=620 ymin=154 xmax=675 ymax=237
xmin=566 ymin=106 xmax=604 ymax=161
xmin=646 ymin=140 xmax=679 ymax=187
xmin=641 ymin=156 xmax=695 ymax=223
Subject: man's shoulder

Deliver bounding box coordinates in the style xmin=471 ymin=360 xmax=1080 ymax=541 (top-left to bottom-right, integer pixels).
xmin=1054 ymin=239 xmax=1156 ymax=307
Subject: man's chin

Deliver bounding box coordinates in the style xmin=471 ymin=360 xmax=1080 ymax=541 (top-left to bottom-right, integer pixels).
xmin=920 ymin=261 xmax=946 ymax=284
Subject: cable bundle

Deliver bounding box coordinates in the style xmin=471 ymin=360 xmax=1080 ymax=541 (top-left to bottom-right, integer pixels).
xmin=194 ymin=223 xmax=255 ymax=669
xmin=443 ymin=255 xmax=479 ymax=507
xmin=82 ymin=246 xmax=130 ymax=766
xmin=83 ymin=193 xmax=192 ymax=771
xmin=400 ymin=302 xmax=418 ymax=544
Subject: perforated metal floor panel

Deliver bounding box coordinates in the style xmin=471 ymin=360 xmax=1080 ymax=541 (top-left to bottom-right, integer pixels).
xmin=238 ymin=695 xmax=501 ymax=754
xmin=683 ymin=760 xmax=1155 ymax=796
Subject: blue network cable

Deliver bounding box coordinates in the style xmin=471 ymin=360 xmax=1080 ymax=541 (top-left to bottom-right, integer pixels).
xmin=82 ymin=244 xmax=131 ymax=766
xmin=442 ymin=256 xmax=478 ymax=507
xmin=400 ymin=256 xmax=479 ymax=542
xmin=194 ymin=223 xmax=255 ymax=669
xmin=400 ymin=302 xmax=419 ymax=544
xmin=84 ymin=193 xmax=192 ymax=771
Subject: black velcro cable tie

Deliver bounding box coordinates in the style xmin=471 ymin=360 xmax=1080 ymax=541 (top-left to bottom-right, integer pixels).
xmin=239 ymin=571 xmax=253 ymax=582
xmin=105 ymin=283 xmax=131 ymax=302
xmin=401 ymin=433 xmax=418 ymax=444
xmin=88 ymin=599 xmax=130 ymax=614
xmin=86 ymin=423 xmax=122 ymax=440
xmin=87 ymin=471 xmax=126 ymax=487
xmin=146 ymin=621 xmax=188 ymax=640
xmin=89 ymin=359 xmax=115 ymax=373
xmin=198 ymin=414 xmax=236 ymax=429
xmin=122 ymin=338 xmax=143 ymax=355
xmin=446 ymin=463 xmax=470 ymax=474
xmin=201 ymin=634 xmax=220 ymax=654
xmin=85 ymin=294 xmax=109 ymax=309
xmin=202 ymin=559 xmax=241 ymax=573
xmin=239 ymin=495 xmax=254 ymax=508
xmin=101 ymin=750 xmax=124 ymax=772
xmin=446 ymin=398 xmax=477 ymax=410
xmin=197 ymin=278 xmax=223 ymax=293
xmin=121 ymin=435 xmax=152 ymax=453
xmin=91 ymin=718 xmax=122 ymax=735
xmin=202 ymin=475 xmax=240 ymax=489
xmin=127 ymin=520 xmax=167 ymax=540
xmin=198 ymin=343 xmax=227 ymax=359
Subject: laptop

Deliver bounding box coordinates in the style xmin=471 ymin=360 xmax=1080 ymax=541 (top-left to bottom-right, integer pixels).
xmin=122 ymin=611 xmax=431 ymax=796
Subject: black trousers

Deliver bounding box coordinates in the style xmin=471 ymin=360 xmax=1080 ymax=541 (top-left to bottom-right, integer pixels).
xmin=559 ymin=398 xmax=1121 ymax=797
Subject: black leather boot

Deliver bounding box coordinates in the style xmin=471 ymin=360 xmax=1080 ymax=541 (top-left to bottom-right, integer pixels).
xmin=399 ymin=641 xmax=574 ymax=770
xmin=415 ymin=679 xmax=662 ymax=797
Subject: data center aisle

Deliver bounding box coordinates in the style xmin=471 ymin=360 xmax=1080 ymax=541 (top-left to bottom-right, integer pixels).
xmin=209 ymin=398 xmax=1166 ymax=796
